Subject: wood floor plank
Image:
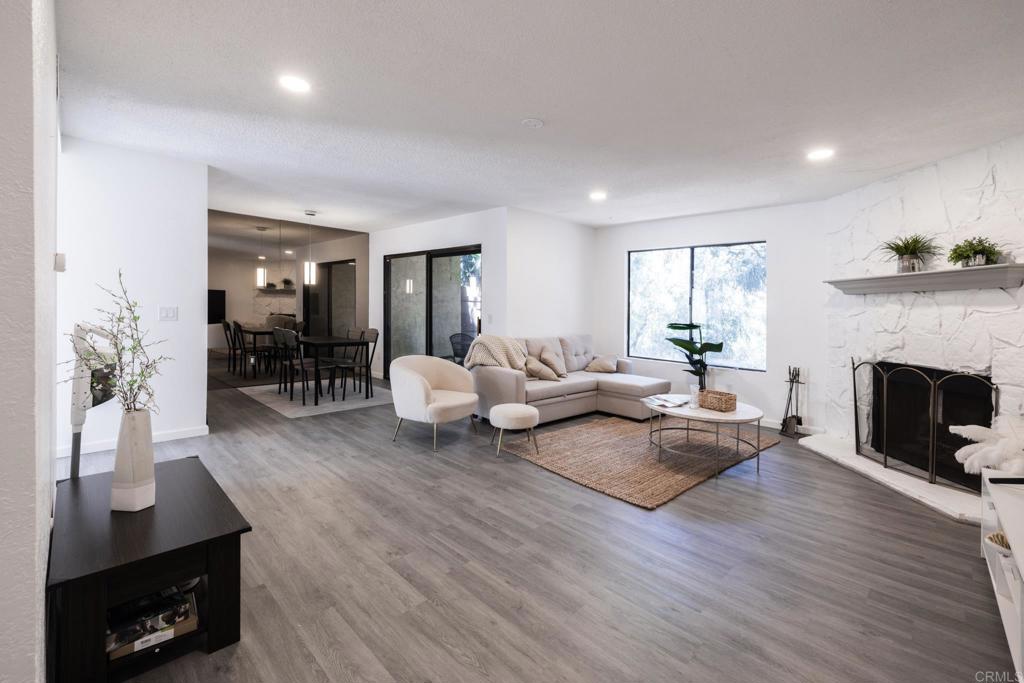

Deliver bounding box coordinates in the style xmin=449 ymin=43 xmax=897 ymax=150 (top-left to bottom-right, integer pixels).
xmin=63 ymin=381 xmax=1013 ymax=683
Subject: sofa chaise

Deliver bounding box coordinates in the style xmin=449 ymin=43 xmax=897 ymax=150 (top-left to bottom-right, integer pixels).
xmin=471 ymin=334 xmax=671 ymax=424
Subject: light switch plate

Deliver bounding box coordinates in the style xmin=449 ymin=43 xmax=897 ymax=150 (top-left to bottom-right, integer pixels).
xmin=159 ymin=306 xmax=178 ymax=322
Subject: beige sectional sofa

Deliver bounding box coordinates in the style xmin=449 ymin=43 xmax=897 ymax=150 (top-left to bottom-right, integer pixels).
xmin=471 ymin=334 xmax=672 ymax=424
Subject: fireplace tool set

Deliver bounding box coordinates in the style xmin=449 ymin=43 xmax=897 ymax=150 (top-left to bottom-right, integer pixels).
xmin=780 ymin=366 xmax=804 ymax=437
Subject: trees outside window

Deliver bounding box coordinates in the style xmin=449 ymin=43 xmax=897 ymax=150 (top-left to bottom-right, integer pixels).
xmin=627 ymin=242 xmax=766 ymax=371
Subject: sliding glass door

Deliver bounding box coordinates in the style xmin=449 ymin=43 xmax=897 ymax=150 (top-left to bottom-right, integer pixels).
xmin=303 ymin=259 xmax=357 ymax=336
xmin=430 ymin=252 xmax=481 ymax=359
xmin=384 ymin=245 xmax=481 ymax=376
xmin=386 ymin=254 xmax=427 ymax=359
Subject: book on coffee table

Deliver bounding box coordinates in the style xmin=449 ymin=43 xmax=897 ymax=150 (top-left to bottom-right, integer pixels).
xmin=648 ymin=395 xmax=688 ymax=408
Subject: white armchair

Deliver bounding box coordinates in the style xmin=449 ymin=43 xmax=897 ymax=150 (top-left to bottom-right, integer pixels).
xmin=390 ymin=355 xmax=479 ymax=451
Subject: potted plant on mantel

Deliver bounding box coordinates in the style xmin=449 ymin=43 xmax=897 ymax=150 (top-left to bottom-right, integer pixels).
xmin=70 ymin=272 xmax=170 ymax=512
xmin=948 ymin=237 xmax=1002 ymax=268
xmin=666 ymin=322 xmax=723 ymax=398
xmin=879 ymin=233 xmax=942 ymax=273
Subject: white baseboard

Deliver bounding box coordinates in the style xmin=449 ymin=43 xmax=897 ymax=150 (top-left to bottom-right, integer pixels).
xmin=57 ymin=425 xmax=210 ymax=458
xmin=757 ymin=418 xmax=823 ymax=436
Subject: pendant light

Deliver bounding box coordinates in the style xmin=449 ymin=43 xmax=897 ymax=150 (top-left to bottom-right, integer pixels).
xmin=255 ymin=227 xmax=268 ymax=287
xmin=277 ymin=220 xmax=284 ymax=286
xmin=303 ymin=210 xmax=317 ymax=285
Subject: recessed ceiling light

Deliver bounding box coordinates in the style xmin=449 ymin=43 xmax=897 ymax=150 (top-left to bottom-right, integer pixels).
xmin=284 ymin=249 xmax=294 ymax=255
xmin=278 ymin=74 xmax=311 ymax=94
xmin=521 ymin=118 xmax=544 ymax=129
xmin=257 ymin=255 xmax=266 ymax=260
xmin=806 ymin=147 xmax=835 ymax=161
xmin=589 ymin=190 xmax=608 ymax=202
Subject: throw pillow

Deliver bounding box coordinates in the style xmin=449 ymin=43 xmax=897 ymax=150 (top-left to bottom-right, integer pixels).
xmin=540 ymin=347 xmax=568 ymax=377
xmin=525 ymin=356 xmax=559 ymax=381
xmin=584 ymin=355 xmax=618 ymax=373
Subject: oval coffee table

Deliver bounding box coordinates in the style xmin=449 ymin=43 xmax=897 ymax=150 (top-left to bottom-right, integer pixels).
xmin=642 ymin=394 xmax=764 ymax=477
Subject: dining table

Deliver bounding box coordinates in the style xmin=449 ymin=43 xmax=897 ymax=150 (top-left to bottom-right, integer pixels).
xmin=239 ymin=325 xmax=274 ymax=347
xmin=300 ymin=336 xmax=372 ymax=405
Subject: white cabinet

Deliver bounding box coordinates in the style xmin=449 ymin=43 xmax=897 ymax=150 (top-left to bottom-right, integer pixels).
xmin=981 ymin=469 xmax=1024 ymax=675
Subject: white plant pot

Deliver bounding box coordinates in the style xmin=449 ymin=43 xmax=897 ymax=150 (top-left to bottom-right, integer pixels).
xmin=111 ymin=409 xmax=156 ymax=512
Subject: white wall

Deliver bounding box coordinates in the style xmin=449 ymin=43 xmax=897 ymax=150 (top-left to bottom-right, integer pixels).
xmin=0 ymin=0 xmax=56 ymax=680
xmin=207 ymin=248 xmax=299 ymax=347
xmin=592 ymin=202 xmax=830 ymax=431
xmin=822 ymin=133 xmax=1024 ymax=438
xmin=368 ymin=207 xmax=508 ymax=375
xmin=506 ymin=208 xmax=596 ymax=336
xmin=57 ymin=137 xmax=209 ymax=455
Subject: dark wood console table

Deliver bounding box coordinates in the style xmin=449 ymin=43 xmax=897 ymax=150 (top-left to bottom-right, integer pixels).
xmin=46 ymin=456 xmax=252 ymax=683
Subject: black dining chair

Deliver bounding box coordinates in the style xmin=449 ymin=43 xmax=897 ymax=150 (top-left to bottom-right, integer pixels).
xmin=232 ymin=321 xmax=273 ymax=378
xmin=329 ymin=327 xmax=378 ymax=401
xmin=360 ymin=328 xmax=379 ymax=398
xmin=277 ymin=328 xmax=315 ymax=405
xmin=450 ymin=333 xmax=474 ymax=366
xmin=221 ymin=320 xmax=238 ymax=374
xmin=323 ymin=329 xmax=364 ymax=401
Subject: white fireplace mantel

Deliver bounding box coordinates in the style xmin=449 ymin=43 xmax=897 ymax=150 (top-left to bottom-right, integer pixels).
xmin=825 ymin=263 xmax=1024 ymax=295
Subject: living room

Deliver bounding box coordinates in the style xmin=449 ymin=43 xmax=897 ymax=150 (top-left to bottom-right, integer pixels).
xmin=5 ymin=2 xmax=1024 ymax=682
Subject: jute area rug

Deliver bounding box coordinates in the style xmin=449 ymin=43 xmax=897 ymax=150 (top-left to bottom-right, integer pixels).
xmin=502 ymin=416 xmax=780 ymax=509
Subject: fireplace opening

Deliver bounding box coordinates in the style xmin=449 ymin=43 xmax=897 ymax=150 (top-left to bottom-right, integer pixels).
xmin=858 ymin=361 xmax=994 ymax=492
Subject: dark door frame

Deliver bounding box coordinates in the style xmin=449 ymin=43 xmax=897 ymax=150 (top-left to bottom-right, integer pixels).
xmin=383 ymin=244 xmax=481 ymax=378
xmin=302 ymin=258 xmax=356 ymax=336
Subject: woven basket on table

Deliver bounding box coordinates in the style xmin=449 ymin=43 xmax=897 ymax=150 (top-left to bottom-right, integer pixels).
xmin=698 ymin=389 xmax=737 ymax=412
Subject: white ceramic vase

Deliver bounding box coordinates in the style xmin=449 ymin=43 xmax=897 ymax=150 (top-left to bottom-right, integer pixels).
xmin=111 ymin=409 xmax=156 ymax=512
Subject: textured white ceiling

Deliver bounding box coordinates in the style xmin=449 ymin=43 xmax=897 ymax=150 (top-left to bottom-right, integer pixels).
xmin=57 ymin=0 xmax=1024 ymax=230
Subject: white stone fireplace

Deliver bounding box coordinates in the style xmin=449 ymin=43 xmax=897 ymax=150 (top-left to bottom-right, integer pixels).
xmin=801 ymin=134 xmax=1024 ymax=522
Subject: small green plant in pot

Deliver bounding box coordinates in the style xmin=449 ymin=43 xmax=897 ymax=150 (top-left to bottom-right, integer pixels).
xmin=879 ymin=233 xmax=942 ymax=273
xmin=948 ymin=237 xmax=1001 ymax=267
xmin=665 ymin=322 xmax=723 ymax=393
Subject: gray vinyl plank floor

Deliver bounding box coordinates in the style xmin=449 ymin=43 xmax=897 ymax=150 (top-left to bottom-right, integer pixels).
xmin=65 ymin=385 xmax=1013 ymax=682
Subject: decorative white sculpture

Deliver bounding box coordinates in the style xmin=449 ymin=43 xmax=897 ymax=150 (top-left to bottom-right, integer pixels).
xmin=950 ymin=415 xmax=1024 ymax=475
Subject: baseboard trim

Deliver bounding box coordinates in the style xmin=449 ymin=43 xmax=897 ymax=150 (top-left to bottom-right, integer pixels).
xmin=57 ymin=425 xmax=210 ymax=457
xmin=756 ymin=418 xmax=823 ymax=436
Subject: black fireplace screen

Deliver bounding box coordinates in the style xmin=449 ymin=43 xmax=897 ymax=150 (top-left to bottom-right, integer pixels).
xmin=854 ymin=359 xmax=996 ymax=492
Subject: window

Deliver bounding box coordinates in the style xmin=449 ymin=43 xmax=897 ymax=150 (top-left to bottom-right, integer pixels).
xmin=628 ymin=241 xmax=767 ymax=371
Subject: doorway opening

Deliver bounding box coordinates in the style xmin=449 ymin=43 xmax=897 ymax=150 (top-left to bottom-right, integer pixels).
xmin=303 ymin=259 xmax=357 ymax=336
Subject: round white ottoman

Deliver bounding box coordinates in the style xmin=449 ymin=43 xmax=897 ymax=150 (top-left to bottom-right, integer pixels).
xmin=489 ymin=403 xmax=540 ymax=456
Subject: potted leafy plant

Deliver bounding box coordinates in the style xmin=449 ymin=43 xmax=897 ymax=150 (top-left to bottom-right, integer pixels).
xmin=666 ymin=322 xmax=723 ymax=394
xmin=70 ymin=272 xmax=170 ymax=511
xmin=879 ymin=234 xmax=942 ymax=273
xmin=948 ymin=237 xmax=1001 ymax=267
xmin=281 ymin=277 xmax=294 ymax=288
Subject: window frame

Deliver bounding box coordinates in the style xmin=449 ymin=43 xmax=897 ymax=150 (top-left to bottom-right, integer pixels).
xmin=626 ymin=239 xmax=767 ymax=372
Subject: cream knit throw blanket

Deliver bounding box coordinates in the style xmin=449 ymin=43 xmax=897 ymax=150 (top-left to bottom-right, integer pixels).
xmin=463 ymin=334 xmax=527 ymax=371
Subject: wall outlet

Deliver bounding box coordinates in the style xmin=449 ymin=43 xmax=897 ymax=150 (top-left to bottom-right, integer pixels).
xmin=159 ymin=306 xmax=178 ymax=322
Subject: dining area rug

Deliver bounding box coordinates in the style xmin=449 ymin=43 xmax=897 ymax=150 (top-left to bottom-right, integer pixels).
xmin=501 ymin=416 xmax=780 ymax=509
xmin=238 ymin=384 xmax=393 ymax=418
